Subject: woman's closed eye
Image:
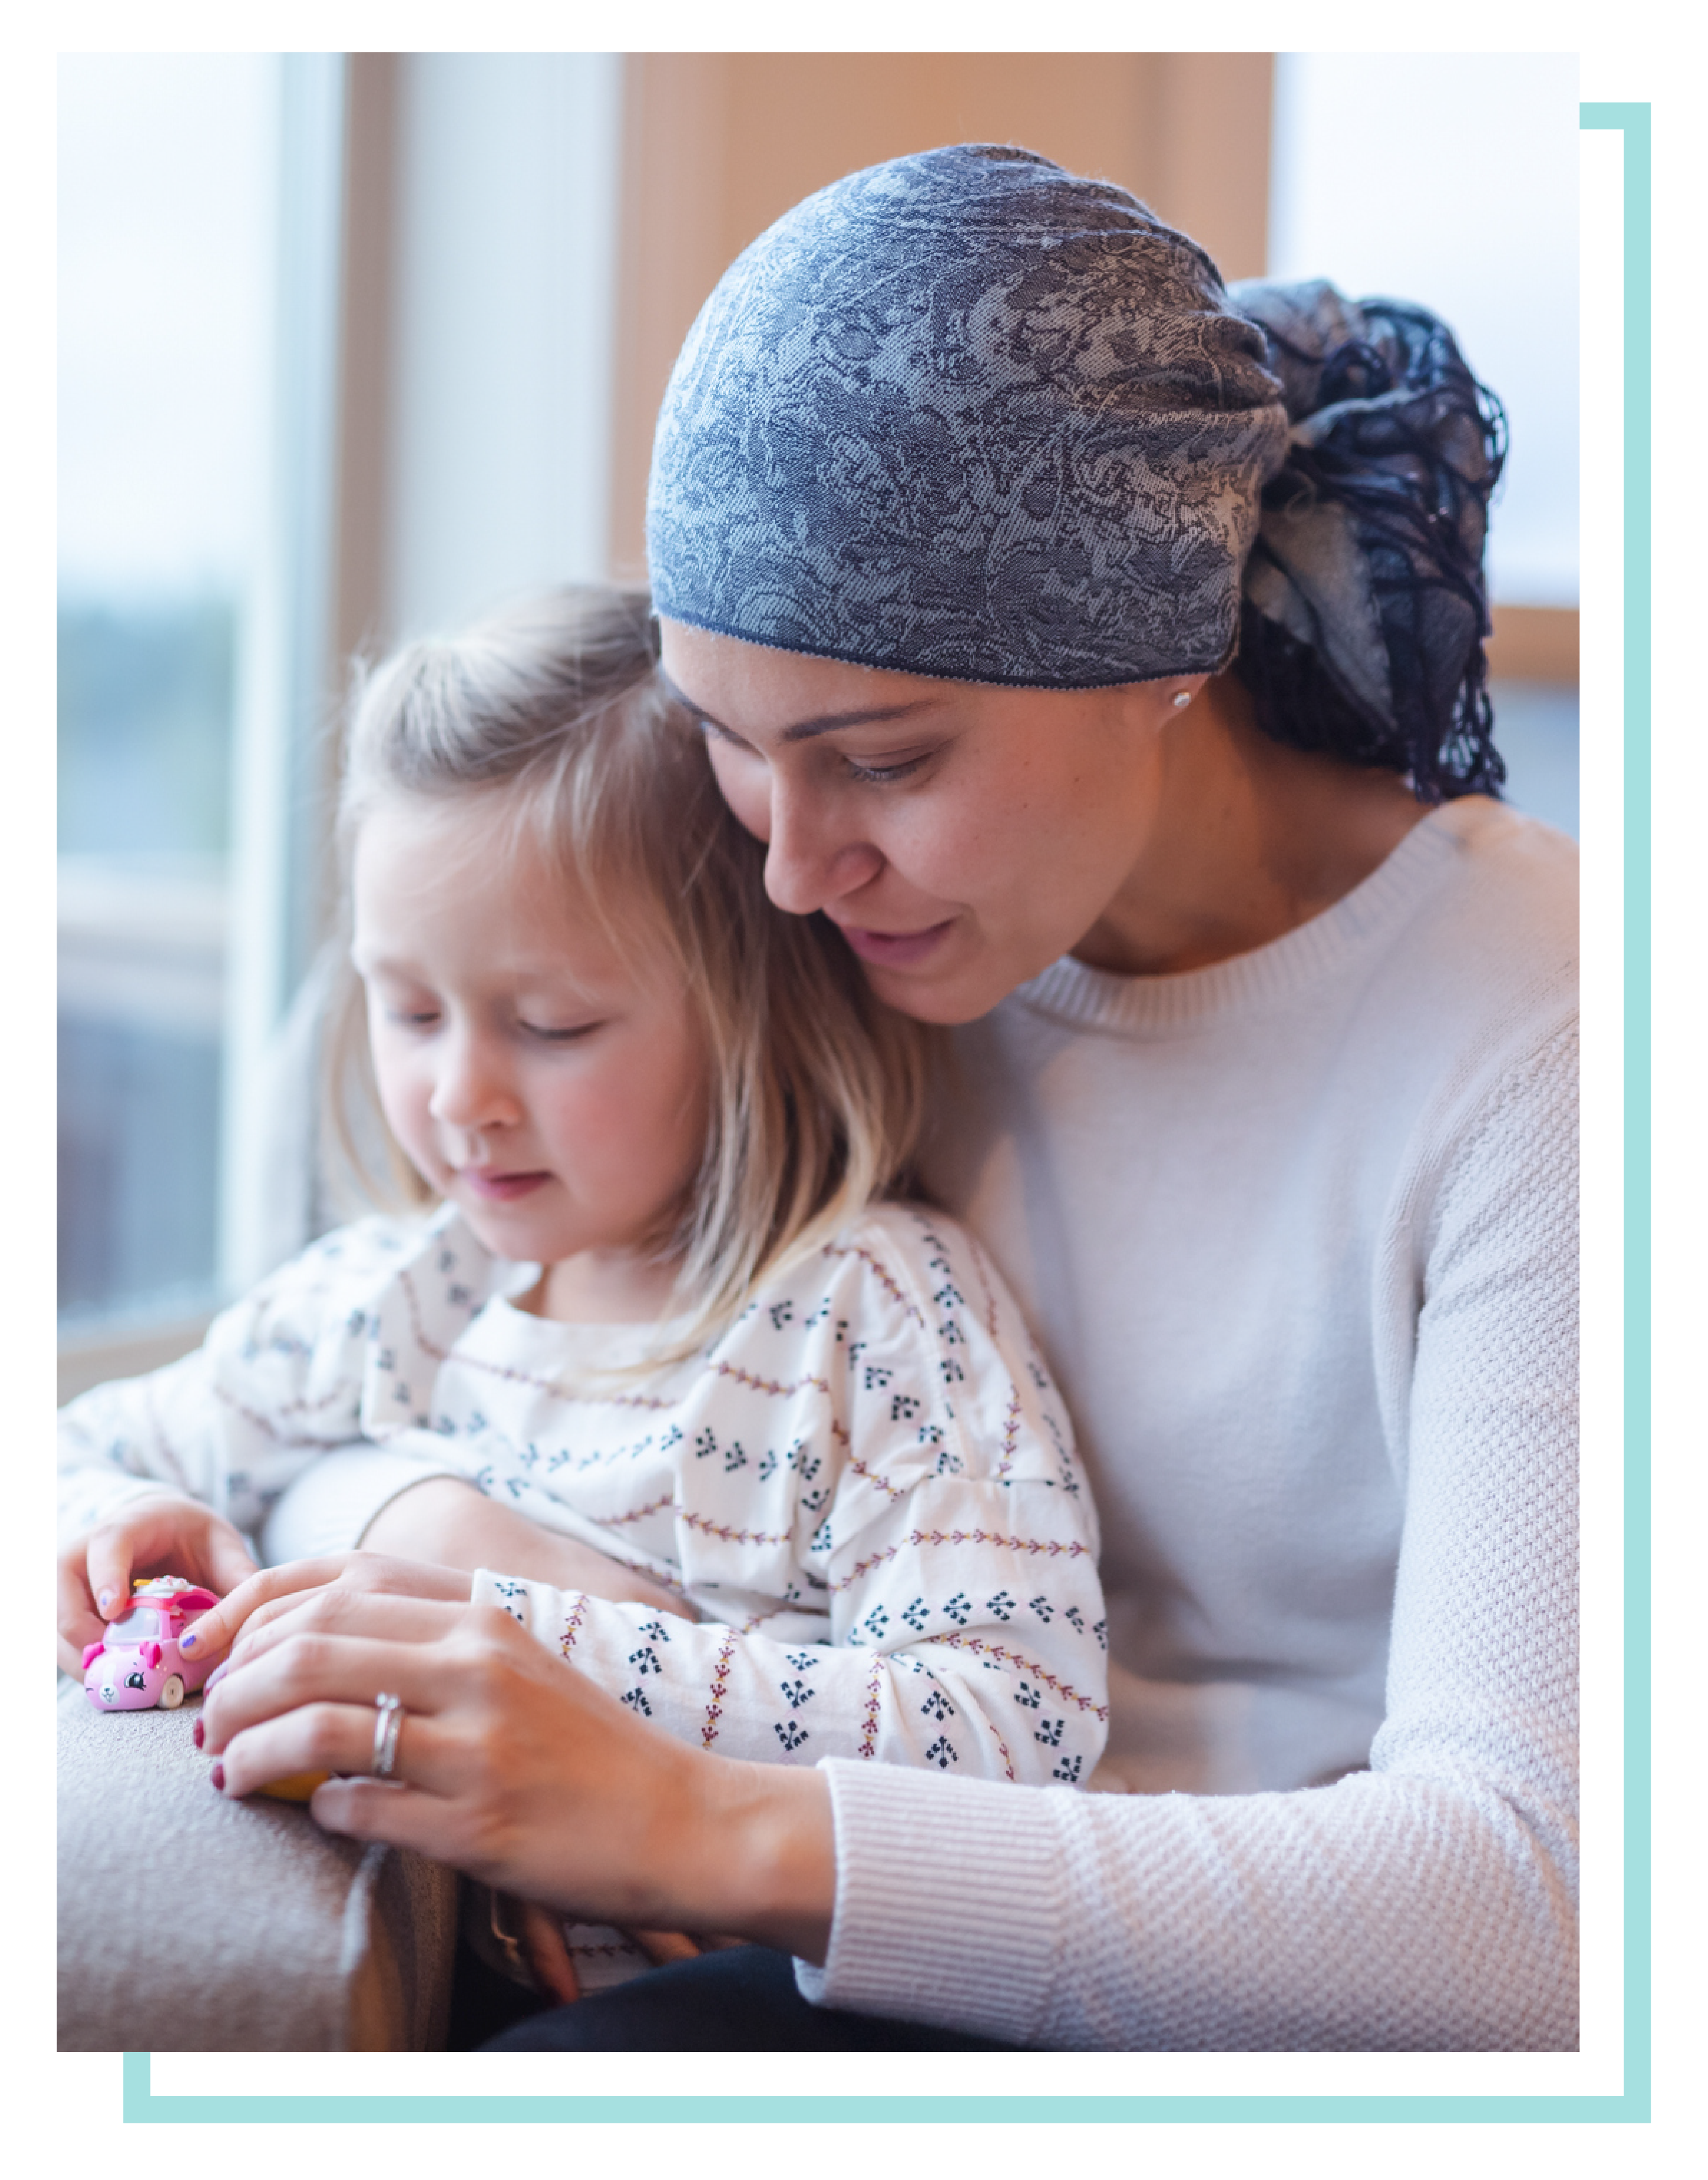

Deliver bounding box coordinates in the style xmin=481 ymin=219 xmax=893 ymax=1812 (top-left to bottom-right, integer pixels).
xmin=841 ymin=750 xmax=932 ymax=786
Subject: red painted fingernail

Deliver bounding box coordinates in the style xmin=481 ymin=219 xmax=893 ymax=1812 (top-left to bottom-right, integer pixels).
xmin=192 ymin=1717 xmax=204 ymax=1749
xmin=210 ymin=1762 xmax=225 ymax=1792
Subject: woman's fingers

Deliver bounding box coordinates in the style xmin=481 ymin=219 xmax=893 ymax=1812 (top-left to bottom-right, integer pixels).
xmin=518 ymin=1900 xmax=582 ymax=2005
xmin=226 ymin=1586 xmax=466 ymax=1673
xmin=227 ymin=1578 xmax=466 ymax=1656
xmin=184 ymin=1554 xmax=380 ymax=1660
xmin=237 ymin=1588 xmax=467 ymax=1658
xmin=629 ymin=1929 xmax=703 ymax=1968
xmin=202 ymin=1627 xmax=452 ymax=1761
xmin=185 ymin=1551 xmax=471 ymax=1662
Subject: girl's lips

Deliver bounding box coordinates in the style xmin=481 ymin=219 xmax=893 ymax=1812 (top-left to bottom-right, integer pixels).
xmin=837 ymin=918 xmax=956 ymax=968
xmin=459 ymin=1168 xmax=551 ymax=1202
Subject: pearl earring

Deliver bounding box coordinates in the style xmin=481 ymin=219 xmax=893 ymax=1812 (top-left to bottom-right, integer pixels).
xmin=1171 ymin=690 xmax=1191 ymax=709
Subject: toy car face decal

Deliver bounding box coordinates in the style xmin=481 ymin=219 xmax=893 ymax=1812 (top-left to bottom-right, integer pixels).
xmin=83 ymin=1576 xmax=220 ymax=1712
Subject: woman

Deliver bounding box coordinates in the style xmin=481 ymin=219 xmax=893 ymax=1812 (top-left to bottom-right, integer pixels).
xmin=196 ymin=145 xmax=1577 ymax=2052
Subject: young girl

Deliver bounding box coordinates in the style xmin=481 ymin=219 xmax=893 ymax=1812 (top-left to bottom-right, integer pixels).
xmin=56 ymin=586 xmax=1108 ymax=1985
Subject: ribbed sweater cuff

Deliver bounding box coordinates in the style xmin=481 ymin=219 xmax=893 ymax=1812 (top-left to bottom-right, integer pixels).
xmin=795 ymin=1759 xmax=1063 ymax=2044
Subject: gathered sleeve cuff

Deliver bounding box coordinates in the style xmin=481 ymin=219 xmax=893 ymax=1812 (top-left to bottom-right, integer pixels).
xmin=257 ymin=1439 xmax=471 ymax=1563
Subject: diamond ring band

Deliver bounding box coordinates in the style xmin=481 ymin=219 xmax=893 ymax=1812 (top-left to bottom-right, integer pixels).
xmin=371 ymin=1691 xmax=404 ymax=1779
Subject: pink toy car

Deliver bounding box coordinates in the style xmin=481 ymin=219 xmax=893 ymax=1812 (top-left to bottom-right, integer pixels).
xmin=83 ymin=1576 xmax=218 ymax=1711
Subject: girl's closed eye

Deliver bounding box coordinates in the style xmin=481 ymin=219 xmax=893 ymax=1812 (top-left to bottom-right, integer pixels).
xmin=521 ymin=1017 xmax=604 ymax=1044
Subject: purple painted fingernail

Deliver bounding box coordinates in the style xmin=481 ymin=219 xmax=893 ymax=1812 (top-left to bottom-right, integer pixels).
xmin=97 ymin=1590 xmax=114 ymax=1616
xmin=210 ymin=1762 xmax=226 ymax=1792
xmin=181 ymin=1630 xmax=200 ymax=1653
xmin=192 ymin=1717 xmax=204 ymax=1749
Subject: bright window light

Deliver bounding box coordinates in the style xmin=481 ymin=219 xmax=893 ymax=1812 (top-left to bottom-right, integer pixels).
xmin=58 ymin=54 xmax=276 ymax=1333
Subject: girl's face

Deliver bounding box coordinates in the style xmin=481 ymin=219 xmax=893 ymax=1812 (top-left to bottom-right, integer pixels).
xmin=659 ymin=619 xmax=1202 ymax=1024
xmin=351 ymin=793 xmax=709 ymax=1309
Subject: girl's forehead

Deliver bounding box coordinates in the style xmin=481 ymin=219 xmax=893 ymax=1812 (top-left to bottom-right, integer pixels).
xmin=351 ymin=793 xmax=665 ymax=984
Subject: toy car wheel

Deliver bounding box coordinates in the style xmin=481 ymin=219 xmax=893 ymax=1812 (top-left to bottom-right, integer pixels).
xmin=156 ymin=1675 xmax=186 ymax=1710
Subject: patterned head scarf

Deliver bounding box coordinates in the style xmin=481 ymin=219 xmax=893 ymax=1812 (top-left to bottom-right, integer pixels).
xmin=646 ymin=143 xmax=1291 ymax=688
xmin=646 ymin=144 xmax=1505 ymax=796
xmin=1229 ymin=279 xmax=1506 ymax=798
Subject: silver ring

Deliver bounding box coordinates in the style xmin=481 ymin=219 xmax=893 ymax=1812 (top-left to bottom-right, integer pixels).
xmin=371 ymin=1692 xmax=404 ymax=1779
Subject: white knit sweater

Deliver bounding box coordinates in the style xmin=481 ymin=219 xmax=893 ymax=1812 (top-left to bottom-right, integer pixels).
xmin=798 ymin=797 xmax=1579 ymax=2050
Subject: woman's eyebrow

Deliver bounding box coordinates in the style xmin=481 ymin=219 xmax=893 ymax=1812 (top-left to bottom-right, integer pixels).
xmin=659 ymin=672 xmax=936 ymax=744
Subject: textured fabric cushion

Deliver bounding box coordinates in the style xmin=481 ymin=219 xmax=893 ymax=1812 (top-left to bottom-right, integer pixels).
xmin=57 ymin=1678 xmax=458 ymax=2050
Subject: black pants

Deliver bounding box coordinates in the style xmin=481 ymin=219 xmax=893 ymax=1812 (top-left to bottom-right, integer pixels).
xmin=471 ymin=1943 xmax=1013 ymax=2051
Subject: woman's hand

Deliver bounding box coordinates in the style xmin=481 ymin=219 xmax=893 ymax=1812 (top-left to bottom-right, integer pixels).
xmin=197 ymin=1589 xmax=835 ymax=1961
xmin=359 ymin=1476 xmax=692 ymax=1622
xmin=57 ymin=1493 xmax=259 ymax=1675
xmin=180 ymin=1550 xmax=474 ymax=1670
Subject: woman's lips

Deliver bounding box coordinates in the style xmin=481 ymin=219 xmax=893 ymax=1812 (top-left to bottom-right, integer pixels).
xmin=459 ymin=1168 xmax=551 ymax=1201
xmin=837 ymin=918 xmax=956 ymax=967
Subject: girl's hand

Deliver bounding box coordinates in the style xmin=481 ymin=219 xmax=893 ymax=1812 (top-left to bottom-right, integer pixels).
xmin=57 ymin=1494 xmax=259 ymax=1675
xmin=197 ymin=1591 xmax=835 ymax=1960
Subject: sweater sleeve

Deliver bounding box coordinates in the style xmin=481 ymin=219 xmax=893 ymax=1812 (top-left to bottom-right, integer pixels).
xmin=800 ymin=1022 xmax=1579 ymax=2048
xmin=472 ymin=1217 xmax=1109 ymax=1787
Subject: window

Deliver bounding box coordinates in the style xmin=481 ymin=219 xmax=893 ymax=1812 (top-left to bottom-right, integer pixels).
xmin=58 ymin=55 xmax=276 ymax=1343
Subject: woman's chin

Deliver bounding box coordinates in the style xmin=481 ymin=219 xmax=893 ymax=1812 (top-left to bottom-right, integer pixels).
xmin=860 ymin=955 xmax=1020 ymax=1027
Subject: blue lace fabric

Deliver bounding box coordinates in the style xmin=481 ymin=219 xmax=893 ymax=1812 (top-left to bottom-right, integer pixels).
xmin=646 ymin=143 xmax=1291 ymax=689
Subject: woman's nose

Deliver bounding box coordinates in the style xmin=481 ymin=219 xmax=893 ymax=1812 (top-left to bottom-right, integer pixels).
xmin=762 ymin=780 xmax=884 ymax=916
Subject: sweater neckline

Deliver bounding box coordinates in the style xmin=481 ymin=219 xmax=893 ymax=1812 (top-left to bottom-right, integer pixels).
xmin=1015 ymin=800 xmax=1481 ymax=1035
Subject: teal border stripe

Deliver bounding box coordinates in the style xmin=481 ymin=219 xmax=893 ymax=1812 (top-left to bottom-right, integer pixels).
xmin=100 ymin=89 xmax=1693 ymax=2127
xmin=120 ymin=2051 xmax=1640 ymax=2123
xmin=1605 ymin=98 xmax=1708 ymax=2075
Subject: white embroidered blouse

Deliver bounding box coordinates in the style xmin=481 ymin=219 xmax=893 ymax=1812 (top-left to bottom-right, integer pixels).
xmin=57 ymin=1200 xmax=1109 ymax=1787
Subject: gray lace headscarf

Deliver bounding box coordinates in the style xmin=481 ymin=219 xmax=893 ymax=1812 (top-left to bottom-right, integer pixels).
xmin=647 ymin=143 xmax=1505 ymax=795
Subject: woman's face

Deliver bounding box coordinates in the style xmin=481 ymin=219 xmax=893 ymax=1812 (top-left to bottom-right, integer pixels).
xmin=660 ymin=619 xmax=1201 ymax=1024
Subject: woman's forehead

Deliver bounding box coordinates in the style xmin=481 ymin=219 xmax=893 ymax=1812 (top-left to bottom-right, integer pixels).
xmin=659 ymin=620 xmax=928 ymax=720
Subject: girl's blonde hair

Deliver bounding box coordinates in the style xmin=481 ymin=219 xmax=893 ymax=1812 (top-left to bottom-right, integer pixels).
xmin=329 ymin=584 xmax=933 ymax=1358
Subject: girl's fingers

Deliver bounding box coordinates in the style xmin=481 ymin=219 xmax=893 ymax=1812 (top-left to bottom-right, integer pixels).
xmin=207 ymin=1528 xmax=262 ymax=1598
xmin=57 ymin=1554 xmax=106 ymax=1674
xmin=519 ymin=1901 xmax=582 ymax=2005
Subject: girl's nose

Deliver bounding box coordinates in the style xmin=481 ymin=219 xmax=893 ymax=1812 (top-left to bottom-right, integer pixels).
xmin=762 ymin=779 xmax=884 ymax=916
xmin=428 ymin=1029 xmax=520 ymax=1133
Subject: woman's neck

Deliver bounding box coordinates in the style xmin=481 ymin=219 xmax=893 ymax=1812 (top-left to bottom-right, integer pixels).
xmin=1073 ymin=671 xmax=1432 ymax=979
